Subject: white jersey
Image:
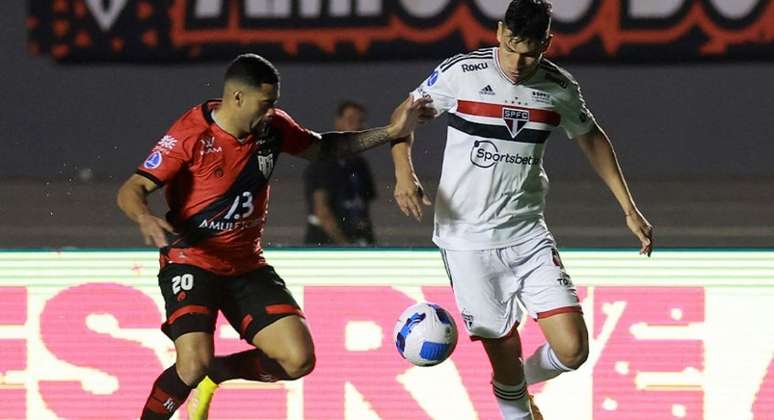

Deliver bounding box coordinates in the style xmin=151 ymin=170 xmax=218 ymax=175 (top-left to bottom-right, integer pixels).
xmin=412 ymin=47 xmax=596 ymax=250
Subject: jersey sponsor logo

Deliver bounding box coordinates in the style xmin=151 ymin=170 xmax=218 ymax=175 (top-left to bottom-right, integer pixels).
xmin=502 ymin=108 xmax=530 ymax=138
xmin=197 ymin=218 xmax=261 ymax=232
xmin=461 ymin=62 xmax=488 ymax=72
xmin=478 ymin=85 xmax=495 ymax=96
xmin=426 ymin=70 xmax=440 ymax=87
xmin=153 ymin=135 xmax=178 ymax=152
xmin=531 ymin=91 xmax=552 ymax=105
xmin=470 ymin=140 xmax=540 ymax=169
xmin=199 ymin=136 xmax=222 ymax=155
xmin=142 ymin=151 xmax=162 ymax=169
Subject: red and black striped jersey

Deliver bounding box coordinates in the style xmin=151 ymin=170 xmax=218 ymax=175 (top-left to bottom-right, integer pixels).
xmin=136 ymin=100 xmax=318 ymax=275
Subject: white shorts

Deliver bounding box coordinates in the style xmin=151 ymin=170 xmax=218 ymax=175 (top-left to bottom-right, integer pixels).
xmin=440 ymin=235 xmax=581 ymax=340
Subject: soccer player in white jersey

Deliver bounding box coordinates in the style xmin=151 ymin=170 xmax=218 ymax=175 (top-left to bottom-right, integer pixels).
xmin=390 ymin=1 xmax=654 ymax=419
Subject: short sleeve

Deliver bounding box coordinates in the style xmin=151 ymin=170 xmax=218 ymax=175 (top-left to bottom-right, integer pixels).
xmin=556 ymin=77 xmax=596 ymax=139
xmin=135 ymin=128 xmax=195 ymax=186
xmin=275 ymin=109 xmax=322 ymax=156
xmin=410 ymin=64 xmax=457 ymax=116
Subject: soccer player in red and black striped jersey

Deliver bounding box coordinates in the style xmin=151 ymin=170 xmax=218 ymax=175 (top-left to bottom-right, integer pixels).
xmin=117 ymin=53 xmax=433 ymax=420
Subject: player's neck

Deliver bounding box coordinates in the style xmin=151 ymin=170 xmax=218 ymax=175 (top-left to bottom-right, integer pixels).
xmin=212 ymin=107 xmax=249 ymax=140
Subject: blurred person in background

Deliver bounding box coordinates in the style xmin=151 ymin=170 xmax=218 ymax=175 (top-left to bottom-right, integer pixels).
xmin=303 ymin=100 xmax=377 ymax=246
xmin=390 ymin=1 xmax=654 ymax=419
xmin=116 ymin=53 xmax=433 ymax=420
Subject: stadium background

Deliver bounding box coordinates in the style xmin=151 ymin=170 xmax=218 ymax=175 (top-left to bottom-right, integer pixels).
xmin=1 ymin=1 xmax=773 ymax=419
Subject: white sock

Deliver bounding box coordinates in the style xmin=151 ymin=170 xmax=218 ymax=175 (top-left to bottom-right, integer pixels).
xmin=524 ymin=343 xmax=573 ymax=385
xmin=492 ymin=378 xmax=533 ymax=419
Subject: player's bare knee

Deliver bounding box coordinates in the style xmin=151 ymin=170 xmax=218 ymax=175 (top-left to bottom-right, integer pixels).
xmin=556 ymin=342 xmax=588 ymax=370
xmin=281 ymin=351 xmax=316 ymax=379
xmin=175 ymin=353 xmax=213 ymax=385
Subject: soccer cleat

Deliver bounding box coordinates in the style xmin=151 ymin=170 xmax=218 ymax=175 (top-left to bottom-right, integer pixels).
xmin=187 ymin=376 xmax=218 ymax=420
xmin=529 ymin=394 xmax=544 ymax=420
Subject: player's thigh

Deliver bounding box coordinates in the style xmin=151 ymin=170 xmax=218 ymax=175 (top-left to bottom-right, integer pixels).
xmin=440 ymin=248 xmax=523 ymax=340
xmin=157 ymin=263 xmax=220 ymax=341
xmin=220 ymin=265 xmax=308 ymax=347
xmin=516 ymin=242 xmax=582 ymax=320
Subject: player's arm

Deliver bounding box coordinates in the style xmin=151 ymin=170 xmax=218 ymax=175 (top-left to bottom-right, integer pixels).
xmin=299 ymin=95 xmax=434 ymax=161
xmin=116 ymin=174 xmax=175 ymax=248
xmin=391 ymin=96 xmax=433 ymax=221
xmin=574 ymin=124 xmax=654 ymax=256
xmin=311 ymin=190 xmax=350 ymax=245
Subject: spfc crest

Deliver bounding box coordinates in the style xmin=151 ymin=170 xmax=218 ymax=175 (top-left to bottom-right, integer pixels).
xmin=502 ymin=108 xmax=530 ymax=138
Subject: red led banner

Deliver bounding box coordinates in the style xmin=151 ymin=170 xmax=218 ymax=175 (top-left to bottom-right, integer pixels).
xmin=27 ymin=0 xmax=774 ymax=62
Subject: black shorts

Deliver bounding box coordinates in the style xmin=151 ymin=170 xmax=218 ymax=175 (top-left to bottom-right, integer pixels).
xmin=158 ymin=263 xmax=303 ymax=343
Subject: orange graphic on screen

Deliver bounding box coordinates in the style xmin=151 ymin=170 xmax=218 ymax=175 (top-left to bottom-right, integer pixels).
xmin=167 ymin=0 xmax=774 ymax=57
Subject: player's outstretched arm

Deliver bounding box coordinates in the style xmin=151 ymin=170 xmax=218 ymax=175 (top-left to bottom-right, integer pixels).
xmin=574 ymin=124 xmax=654 ymax=256
xmin=391 ymin=96 xmax=433 ymax=221
xmin=301 ymin=95 xmax=434 ymax=161
xmin=391 ymin=131 xmax=431 ymax=222
xmin=116 ymin=174 xmax=176 ymax=248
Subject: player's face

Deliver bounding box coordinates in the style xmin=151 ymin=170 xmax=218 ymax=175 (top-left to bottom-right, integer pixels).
xmin=242 ymin=83 xmax=279 ymax=132
xmin=335 ymin=106 xmax=366 ymax=131
xmin=496 ymin=22 xmax=551 ymax=84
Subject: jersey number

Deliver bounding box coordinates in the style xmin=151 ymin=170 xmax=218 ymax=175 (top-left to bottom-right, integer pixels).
xmin=172 ymin=274 xmax=194 ymax=294
xmin=224 ymin=191 xmax=255 ymax=220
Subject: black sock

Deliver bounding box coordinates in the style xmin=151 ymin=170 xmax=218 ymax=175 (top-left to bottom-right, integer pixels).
xmin=140 ymin=365 xmax=194 ymax=420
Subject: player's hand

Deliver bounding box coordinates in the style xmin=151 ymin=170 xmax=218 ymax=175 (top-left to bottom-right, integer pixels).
xmin=625 ymin=209 xmax=654 ymax=257
xmin=394 ymin=171 xmax=432 ymax=221
xmin=388 ymin=96 xmax=436 ymax=139
xmin=137 ymin=213 xmax=176 ymax=248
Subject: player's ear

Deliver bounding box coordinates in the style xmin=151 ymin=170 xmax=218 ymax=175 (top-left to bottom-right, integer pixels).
xmin=541 ymin=34 xmax=553 ymax=54
xmin=496 ymin=21 xmax=505 ymax=44
xmin=233 ymin=89 xmax=243 ymax=107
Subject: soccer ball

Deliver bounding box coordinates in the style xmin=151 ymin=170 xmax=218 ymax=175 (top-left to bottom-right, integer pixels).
xmin=394 ymin=302 xmax=458 ymax=366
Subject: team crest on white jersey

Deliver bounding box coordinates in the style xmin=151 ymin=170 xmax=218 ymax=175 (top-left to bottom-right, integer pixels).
xmin=502 ymin=108 xmax=529 ymax=138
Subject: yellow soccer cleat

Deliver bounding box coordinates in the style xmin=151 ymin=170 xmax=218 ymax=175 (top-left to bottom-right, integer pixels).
xmin=529 ymin=394 xmax=543 ymax=420
xmin=187 ymin=376 xmax=219 ymax=420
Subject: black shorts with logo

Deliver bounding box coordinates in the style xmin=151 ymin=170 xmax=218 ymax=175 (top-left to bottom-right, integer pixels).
xmin=158 ymin=263 xmax=303 ymax=343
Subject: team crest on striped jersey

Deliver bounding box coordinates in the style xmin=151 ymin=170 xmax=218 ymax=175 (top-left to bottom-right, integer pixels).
xmin=502 ymin=108 xmax=530 ymax=138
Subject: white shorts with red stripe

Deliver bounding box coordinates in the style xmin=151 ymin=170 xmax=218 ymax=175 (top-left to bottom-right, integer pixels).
xmin=440 ymin=234 xmax=581 ymax=340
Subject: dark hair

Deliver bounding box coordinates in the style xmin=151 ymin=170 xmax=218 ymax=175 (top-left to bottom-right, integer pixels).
xmin=224 ymin=53 xmax=280 ymax=86
xmin=504 ymin=0 xmax=552 ymax=42
xmin=335 ymin=100 xmax=366 ymax=117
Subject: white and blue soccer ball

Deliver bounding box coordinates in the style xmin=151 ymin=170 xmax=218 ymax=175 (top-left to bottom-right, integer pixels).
xmin=394 ymin=302 xmax=458 ymax=366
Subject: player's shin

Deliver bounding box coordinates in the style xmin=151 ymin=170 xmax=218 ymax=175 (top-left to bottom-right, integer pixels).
xmin=141 ymin=365 xmax=194 ymax=420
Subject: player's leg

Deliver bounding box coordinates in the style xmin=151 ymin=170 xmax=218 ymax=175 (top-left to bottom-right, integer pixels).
xmin=517 ymin=241 xmax=589 ymax=385
xmin=529 ymin=311 xmax=588 ymax=382
xmin=440 ymin=248 xmax=535 ymax=420
xmin=207 ymin=315 xmax=315 ymax=383
xmin=142 ymin=264 xmax=220 ymax=420
xmin=188 ymin=266 xmax=314 ymax=420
